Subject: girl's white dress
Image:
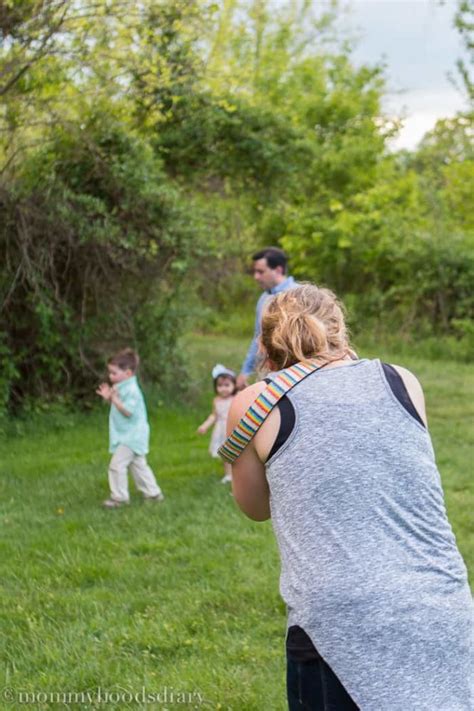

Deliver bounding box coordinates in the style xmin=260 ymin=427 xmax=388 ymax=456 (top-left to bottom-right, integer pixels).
xmin=209 ymin=397 xmax=234 ymax=457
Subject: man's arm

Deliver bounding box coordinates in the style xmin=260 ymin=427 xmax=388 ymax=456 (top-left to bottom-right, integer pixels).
xmin=238 ymin=338 xmax=259 ymax=387
xmin=238 ymin=293 xmax=267 ymax=388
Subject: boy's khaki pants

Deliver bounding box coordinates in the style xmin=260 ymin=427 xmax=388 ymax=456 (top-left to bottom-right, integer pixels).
xmin=108 ymin=445 xmax=162 ymax=502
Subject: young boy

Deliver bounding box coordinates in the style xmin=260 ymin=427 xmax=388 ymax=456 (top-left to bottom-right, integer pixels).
xmin=96 ymin=348 xmax=164 ymax=508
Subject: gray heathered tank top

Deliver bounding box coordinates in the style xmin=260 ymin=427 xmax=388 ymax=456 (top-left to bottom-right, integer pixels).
xmin=266 ymin=359 xmax=473 ymax=711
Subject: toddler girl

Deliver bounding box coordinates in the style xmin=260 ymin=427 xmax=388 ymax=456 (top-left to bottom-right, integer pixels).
xmin=197 ymin=364 xmax=237 ymax=483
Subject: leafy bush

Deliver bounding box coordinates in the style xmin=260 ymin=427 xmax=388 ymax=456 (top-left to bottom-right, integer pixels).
xmin=0 ymin=115 xmax=204 ymax=412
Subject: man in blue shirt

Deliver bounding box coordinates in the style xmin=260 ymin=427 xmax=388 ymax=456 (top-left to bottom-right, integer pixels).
xmin=236 ymin=247 xmax=296 ymax=390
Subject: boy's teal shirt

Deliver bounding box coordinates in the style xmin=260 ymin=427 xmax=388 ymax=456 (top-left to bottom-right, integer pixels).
xmin=109 ymin=376 xmax=150 ymax=455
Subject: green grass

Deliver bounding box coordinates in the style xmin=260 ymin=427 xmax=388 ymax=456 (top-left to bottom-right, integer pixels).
xmin=0 ymin=334 xmax=472 ymax=710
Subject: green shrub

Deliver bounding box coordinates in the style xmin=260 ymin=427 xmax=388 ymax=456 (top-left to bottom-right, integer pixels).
xmin=0 ymin=115 xmax=205 ymax=413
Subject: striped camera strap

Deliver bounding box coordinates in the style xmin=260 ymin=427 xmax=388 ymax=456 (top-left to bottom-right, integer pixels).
xmin=218 ymin=360 xmax=324 ymax=464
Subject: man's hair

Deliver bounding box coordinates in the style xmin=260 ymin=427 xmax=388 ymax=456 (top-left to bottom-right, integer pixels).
xmin=252 ymin=247 xmax=288 ymax=273
xmin=108 ymin=348 xmax=139 ymax=373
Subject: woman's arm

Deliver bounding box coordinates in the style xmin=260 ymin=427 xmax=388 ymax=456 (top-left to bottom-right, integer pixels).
xmin=227 ymin=383 xmax=273 ymax=521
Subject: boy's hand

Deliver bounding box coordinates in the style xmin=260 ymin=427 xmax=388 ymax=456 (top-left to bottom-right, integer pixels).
xmin=197 ymin=424 xmax=207 ymax=435
xmin=96 ymin=383 xmax=112 ymax=401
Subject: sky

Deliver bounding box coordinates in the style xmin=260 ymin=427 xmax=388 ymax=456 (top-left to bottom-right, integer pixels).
xmin=338 ymin=0 xmax=468 ymax=149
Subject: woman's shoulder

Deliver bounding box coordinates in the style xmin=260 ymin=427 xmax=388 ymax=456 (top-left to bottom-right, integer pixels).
xmin=388 ymin=363 xmax=419 ymax=380
xmin=228 ymin=381 xmax=268 ymax=426
xmin=384 ymin=363 xmax=427 ymax=427
xmin=385 ymin=363 xmax=424 ymax=394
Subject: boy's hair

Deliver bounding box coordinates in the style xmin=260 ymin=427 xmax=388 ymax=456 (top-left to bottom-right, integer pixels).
xmin=252 ymin=247 xmax=288 ymax=273
xmin=214 ymin=373 xmax=237 ymax=395
xmin=108 ymin=348 xmax=139 ymax=373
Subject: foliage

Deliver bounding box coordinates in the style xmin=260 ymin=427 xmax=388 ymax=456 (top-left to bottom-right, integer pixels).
xmin=0 ymin=115 xmax=202 ymax=408
xmin=0 ymin=0 xmax=472 ymax=413
xmin=280 ymin=114 xmax=474 ymax=338
xmin=454 ymin=0 xmax=474 ymax=103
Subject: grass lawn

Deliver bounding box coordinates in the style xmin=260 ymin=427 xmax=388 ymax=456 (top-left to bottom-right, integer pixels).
xmin=0 ymin=334 xmax=472 ymax=710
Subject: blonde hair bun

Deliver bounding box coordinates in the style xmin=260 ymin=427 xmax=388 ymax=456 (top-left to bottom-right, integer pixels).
xmin=260 ymin=284 xmax=350 ymax=370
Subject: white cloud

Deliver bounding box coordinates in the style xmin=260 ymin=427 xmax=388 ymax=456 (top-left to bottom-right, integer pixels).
xmin=339 ymin=1 xmax=469 ymax=150
xmin=389 ymin=110 xmax=446 ymax=150
xmin=385 ymin=87 xmax=466 ymax=150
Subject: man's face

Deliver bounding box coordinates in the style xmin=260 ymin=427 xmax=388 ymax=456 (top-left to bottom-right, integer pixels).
xmin=253 ymin=258 xmax=284 ymax=291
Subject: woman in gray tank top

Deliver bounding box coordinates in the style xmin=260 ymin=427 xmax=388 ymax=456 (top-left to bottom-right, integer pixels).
xmin=224 ymin=285 xmax=472 ymax=711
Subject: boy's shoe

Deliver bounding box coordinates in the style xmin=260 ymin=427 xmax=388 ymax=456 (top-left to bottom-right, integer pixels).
xmin=102 ymin=498 xmax=129 ymax=509
xmin=220 ymin=474 xmax=232 ymax=484
xmin=143 ymin=493 xmax=165 ymax=503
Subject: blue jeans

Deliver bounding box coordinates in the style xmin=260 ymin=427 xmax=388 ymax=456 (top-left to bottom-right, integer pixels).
xmin=286 ymin=654 xmax=359 ymax=710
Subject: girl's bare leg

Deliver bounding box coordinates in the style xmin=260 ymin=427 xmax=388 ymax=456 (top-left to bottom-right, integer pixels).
xmin=221 ymin=462 xmax=232 ymax=483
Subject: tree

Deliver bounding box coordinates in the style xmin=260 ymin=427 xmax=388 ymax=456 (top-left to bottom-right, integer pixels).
xmin=0 ymin=114 xmax=204 ymax=408
xmin=454 ymin=0 xmax=474 ymax=103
